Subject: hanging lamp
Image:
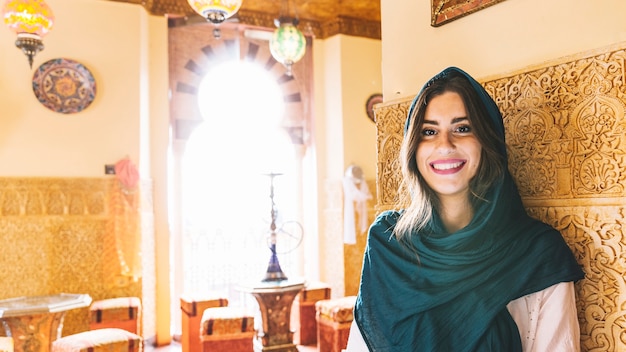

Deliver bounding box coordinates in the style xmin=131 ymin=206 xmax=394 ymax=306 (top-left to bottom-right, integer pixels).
xmin=2 ymin=0 xmax=54 ymax=68
xmin=187 ymin=0 xmax=242 ymax=39
xmin=269 ymin=0 xmax=305 ymax=76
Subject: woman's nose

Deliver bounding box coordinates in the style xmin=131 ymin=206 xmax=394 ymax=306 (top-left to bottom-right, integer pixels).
xmin=436 ymin=132 xmax=455 ymax=154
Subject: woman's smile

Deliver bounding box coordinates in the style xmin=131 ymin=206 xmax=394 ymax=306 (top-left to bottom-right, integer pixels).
xmin=430 ymin=159 xmax=466 ymax=173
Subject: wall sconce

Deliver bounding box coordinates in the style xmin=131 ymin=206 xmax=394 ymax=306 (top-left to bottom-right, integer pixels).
xmin=187 ymin=0 xmax=242 ymax=39
xmin=2 ymin=0 xmax=54 ymax=68
xmin=269 ymin=0 xmax=305 ymax=76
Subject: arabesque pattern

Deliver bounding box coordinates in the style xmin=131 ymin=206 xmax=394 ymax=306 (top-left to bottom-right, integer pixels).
xmin=0 ymin=178 xmax=142 ymax=337
xmin=375 ymin=42 xmax=626 ymax=351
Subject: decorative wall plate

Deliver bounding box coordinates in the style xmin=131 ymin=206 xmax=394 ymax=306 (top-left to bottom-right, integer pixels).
xmin=365 ymin=93 xmax=383 ymax=123
xmin=32 ymin=58 xmax=97 ymax=114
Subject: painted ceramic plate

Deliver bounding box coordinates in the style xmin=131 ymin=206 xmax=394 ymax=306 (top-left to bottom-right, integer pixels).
xmin=32 ymin=58 xmax=97 ymax=114
xmin=365 ymin=93 xmax=383 ymax=123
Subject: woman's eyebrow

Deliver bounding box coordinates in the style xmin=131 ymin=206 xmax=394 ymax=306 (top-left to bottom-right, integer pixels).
xmin=452 ymin=116 xmax=469 ymax=124
xmin=423 ymin=116 xmax=468 ymax=125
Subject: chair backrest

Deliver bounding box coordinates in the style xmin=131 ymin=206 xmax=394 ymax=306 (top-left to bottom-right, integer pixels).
xmin=374 ymin=43 xmax=626 ymax=352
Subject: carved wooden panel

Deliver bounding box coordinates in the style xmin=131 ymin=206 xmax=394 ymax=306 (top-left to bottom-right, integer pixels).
xmin=375 ymin=42 xmax=626 ymax=351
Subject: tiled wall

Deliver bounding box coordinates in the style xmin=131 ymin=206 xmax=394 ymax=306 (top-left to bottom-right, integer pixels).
xmin=0 ymin=177 xmax=143 ymax=336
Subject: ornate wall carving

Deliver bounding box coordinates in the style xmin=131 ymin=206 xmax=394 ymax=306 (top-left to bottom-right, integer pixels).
xmin=0 ymin=178 xmax=144 ymax=337
xmin=374 ymin=42 xmax=626 ymax=351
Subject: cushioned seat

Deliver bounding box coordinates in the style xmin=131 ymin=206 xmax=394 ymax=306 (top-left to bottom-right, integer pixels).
xmin=89 ymin=297 xmax=142 ymax=335
xmin=292 ymin=281 xmax=331 ymax=346
xmin=200 ymin=306 xmax=255 ymax=352
xmin=52 ymin=328 xmax=142 ymax=352
xmin=315 ymin=296 xmax=356 ymax=352
xmin=180 ymin=294 xmax=228 ymax=352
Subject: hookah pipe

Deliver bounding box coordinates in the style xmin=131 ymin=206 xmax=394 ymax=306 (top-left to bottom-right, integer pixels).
xmin=262 ymin=172 xmax=288 ymax=282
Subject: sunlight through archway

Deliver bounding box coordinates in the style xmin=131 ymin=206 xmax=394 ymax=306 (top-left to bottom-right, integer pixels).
xmin=180 ymin=60 xmax=298 ymax=301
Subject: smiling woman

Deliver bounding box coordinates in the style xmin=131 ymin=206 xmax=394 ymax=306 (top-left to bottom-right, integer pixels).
xmin=346 ymin=67 xmax=584 ymax=352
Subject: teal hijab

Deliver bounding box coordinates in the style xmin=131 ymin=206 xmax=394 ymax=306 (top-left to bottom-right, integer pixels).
xmin=354 ymin=67 xmax=584 ymax=351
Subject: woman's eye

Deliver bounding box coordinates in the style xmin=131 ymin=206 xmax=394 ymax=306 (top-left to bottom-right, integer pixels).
xmin=455 ymin=125 xmax=472 ymax=133
xmin=421 ymin=129 xmax=436 ymax=136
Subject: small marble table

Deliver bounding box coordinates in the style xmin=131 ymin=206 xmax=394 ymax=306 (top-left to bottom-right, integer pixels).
xmin=238 ymin=279 xmax=305 ymax=352
xmin=0 ymin=293 xmax=92 ymax=352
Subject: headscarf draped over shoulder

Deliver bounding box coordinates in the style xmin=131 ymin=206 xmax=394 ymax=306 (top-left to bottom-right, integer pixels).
xmin=354 ymin=67 xmax=584 ymax=352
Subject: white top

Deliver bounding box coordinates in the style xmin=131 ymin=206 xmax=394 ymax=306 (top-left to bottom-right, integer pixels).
xmin=345 ymin=281 xmax=580 ymax=351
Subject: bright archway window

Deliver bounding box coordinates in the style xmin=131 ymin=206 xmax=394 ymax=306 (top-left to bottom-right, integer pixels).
xmin=179 ymin=60 xmax=299 ymax=307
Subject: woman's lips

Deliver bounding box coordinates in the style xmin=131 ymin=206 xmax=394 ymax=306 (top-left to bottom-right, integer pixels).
xmin=430 ymin=159 xmax=466 ymax=174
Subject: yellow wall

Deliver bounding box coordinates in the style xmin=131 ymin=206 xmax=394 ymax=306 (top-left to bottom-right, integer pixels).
xmin=0 ymin=0 xmax=381 ymax=343
xmin=0 ymin=0 xmax=148 ymax=176
xmin=0 ymin=0 xmax=171 ymax=345
xmin=381 ymin=0 xmax=626 ymax=100
xmin=312 ymin=35 xmax=382 ymax=297
xmin=313 ymin=35 xmax=381 ymax=182
xmin=146 ymin=15 xmax=173 ymax=349
xmin=340 ymin=36 xmax=381 ymax=180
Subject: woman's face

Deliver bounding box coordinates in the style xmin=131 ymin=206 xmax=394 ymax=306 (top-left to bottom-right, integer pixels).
xmin=416 ymin=91 xmax=482 ymax=201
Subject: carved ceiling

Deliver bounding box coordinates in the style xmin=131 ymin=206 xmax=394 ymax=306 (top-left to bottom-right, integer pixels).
xmin=107 ymin=0 xmax=381 ymax=39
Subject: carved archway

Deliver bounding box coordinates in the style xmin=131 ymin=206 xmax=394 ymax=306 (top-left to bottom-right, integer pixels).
xmin=168 ymin=22 xmax=313 ymax=144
